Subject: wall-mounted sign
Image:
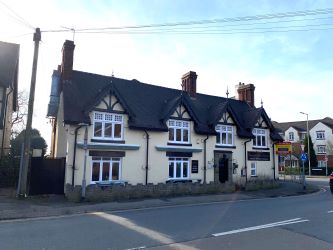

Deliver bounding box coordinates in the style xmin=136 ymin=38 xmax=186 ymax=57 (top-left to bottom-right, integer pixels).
xmin=248 ymin=151 xmax=270 ymax=161
xmin=275 ymin=142 xmax=291 ymax=155
xmin=191 ymin=160 xmax=199 ymax=173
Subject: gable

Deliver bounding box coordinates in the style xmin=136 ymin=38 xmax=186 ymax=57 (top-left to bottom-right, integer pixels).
xmin=170 ymin=104 xmax=191 ymax=119
xmin=95 ymin=94 xmax=124 ymax=112
xmin=255 ymin=115 xmax=268 ymax=128
xmin=218 ymin=111 xmax=234 ymax=124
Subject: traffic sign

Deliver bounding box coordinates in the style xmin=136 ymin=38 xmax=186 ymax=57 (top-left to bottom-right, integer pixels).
xmin=301 ymin=153 xmax=307 ymax=162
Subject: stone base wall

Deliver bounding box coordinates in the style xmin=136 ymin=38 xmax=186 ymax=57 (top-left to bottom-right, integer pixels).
xmin=65 ymin=182 xmax=236 ymax=202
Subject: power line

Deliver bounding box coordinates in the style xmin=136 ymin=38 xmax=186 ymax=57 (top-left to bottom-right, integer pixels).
xmin=42 ymin=7 xmax=333 ymax=33
xmin=0 ymin=0 xmax=35 ymax=30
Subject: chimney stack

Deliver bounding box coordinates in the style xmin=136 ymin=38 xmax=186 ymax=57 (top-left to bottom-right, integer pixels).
xmin=181 ymin=71 xmax=197 ymax=98
xmin=236 ymin=82 xmax=255 ymax=107
xmin=61 ymin=40 xmax=75 ymax=81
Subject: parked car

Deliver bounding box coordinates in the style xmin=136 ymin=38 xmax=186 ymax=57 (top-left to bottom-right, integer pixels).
xmin=330 ymin=172 xmax=333 ymax=194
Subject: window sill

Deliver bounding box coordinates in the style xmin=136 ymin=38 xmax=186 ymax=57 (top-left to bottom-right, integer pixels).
xmin=215 ymin=145 xmax=236 ymax=149
xmin=250 ymin=175 xmax=258 ymax=177
xmin=167 ymin=142 xmax=192 ymax=146
xmin=91 ymin=139 xmax=125 ymax=144
xmin=252 ymin=147 xmax=270 ymax=150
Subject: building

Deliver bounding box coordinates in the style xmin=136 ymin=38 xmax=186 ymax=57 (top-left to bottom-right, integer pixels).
xmin=0 ymin=41 xmax=19 ymax=157
xmin=47 ymin=40 xmax=282 ymax=191
xmin=273 ymin=117 xmax=333 ymax=175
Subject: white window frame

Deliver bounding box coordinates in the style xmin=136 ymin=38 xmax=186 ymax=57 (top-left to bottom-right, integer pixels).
xmin=300 ymin=132 xmax=306 ymax=140
xmin=317 ymin=145 xmax=326 ymax=154
xmin=250 ymin=162 xmax=257 ymax=177
xmin=93 ymin=111 xmax=123 ymax=140
xmin=318 ymin=160 xmax=327 ymax=168
xmin=91 ymin=157 xmax=122 ymax=183
xmin=288 ymin=132 xmax=294 ymax=141
xmin=252 ymin=128 xmax=267 ymax=148
xmin=168 ymin=119 xmax=190 ymax=144
xmin=215 ymin=125 xmax=234 ymax=146
xmin=316 ymin=131 xmax=325 ymax=140
xmin=168 ymin=158 xmax=190 ymax=180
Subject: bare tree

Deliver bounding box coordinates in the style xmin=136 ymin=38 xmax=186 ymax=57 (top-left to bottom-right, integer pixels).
xmin=11 ymin=90 xmax=28 ymax=139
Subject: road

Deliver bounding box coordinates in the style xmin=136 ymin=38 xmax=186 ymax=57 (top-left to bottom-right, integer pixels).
xmin=0 ymin=178 xmax=332 ymax=250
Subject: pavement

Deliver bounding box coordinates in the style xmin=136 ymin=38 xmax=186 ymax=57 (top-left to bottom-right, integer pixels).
xmin=0 ymin=180 xmax=321 ymax=221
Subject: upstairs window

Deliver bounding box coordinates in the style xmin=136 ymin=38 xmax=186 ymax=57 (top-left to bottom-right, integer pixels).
xmin=168 ymin=120 xmax=190 ymax=144
xmin=93 ymin=112 xmax=123 ymax=140
xmin=317 ymin=145 xmax=326 ymax=154
xmin=215 ymin=125 xmax=233 ymax=146
xmin=300 ymin=133 xmax=306 ymax=140
xmin=288 ymin=132 xmax=294 ymax=141
xmin=316 ymin=131 xmax=325 ymax=140
xmin=253 ymin=128 xmax=267 ymax=148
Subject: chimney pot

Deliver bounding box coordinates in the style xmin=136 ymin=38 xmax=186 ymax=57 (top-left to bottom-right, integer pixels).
xmin=236 ymin=83 xmax=255 ymax=107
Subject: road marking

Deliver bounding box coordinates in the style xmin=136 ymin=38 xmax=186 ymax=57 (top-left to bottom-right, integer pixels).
xmin=328 ymin=211 xmax=333 ymax=213
xmin=125 ymin=246 xmax=146 ymax=250
xmin=212 ymin=218 xmax=309 ymax=237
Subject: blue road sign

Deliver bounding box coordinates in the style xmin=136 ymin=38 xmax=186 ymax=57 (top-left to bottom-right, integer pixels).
xmin=301 ymin=153 xmax=308 ymax=161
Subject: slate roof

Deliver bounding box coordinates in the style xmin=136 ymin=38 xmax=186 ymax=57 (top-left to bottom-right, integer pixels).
xmin=273 ymin=117 xmax=333 ymax=133
xmin=56 ymin=70 xmax=282 ymax=141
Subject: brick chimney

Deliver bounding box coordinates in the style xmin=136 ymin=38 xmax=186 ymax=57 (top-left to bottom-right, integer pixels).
xmin=181 ymin=71 xmax=197 ymax=98
xmin=61 ymin=40 xmax=75 ymax=81
xmin=236 ymin=82 xmax=255 ymax=107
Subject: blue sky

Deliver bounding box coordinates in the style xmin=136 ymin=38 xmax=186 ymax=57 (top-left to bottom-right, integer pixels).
xmin=0 ymin=0 xmax=332 ymax=149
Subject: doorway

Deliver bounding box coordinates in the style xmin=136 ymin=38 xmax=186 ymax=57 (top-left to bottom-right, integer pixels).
xmin=214 ymin=152 xmax=232 ymax=183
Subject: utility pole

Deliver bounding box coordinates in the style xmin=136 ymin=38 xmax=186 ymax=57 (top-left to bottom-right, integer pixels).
xmin=17 ymin=28 xmax=41 ymax=197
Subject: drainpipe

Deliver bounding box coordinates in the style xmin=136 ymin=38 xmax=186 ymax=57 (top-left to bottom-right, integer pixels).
xmin=244 ymin=139 xmax=252 ymax=184
xmin=272 ymin=142 xmax=276 ymax=180
xmin=144 ymin=130 xmax=149 ymax=185
xmin=1 ymin=87 xmax=13 ymax=159
xmin=203 ymin=135 xmax=209 ymax=184
xmin=72 ymin=125 xmax=83 ymax=186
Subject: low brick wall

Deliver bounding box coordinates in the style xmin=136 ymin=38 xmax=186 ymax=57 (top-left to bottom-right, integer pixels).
xmin=65 ymin=182 xmax=236 ymax=202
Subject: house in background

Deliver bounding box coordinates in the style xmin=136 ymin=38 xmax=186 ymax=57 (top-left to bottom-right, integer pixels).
xmin=0 ymin=41 xmax=19 ymax=157
xmin=273 ymin=117 xmax=333 ymax=175
xmin=47 ymin=40 xmax=282 ymax=193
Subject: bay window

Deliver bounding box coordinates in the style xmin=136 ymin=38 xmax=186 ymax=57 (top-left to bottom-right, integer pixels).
xmin=91 ymin=157 xmax=121 ymax=183
xmin=168 ymin=158 xmax=189 ymax=179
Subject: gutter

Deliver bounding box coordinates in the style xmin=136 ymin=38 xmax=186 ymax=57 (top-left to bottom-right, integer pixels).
xmin=203 ymin=135 xmax=209 ymax=184
xmin=1 ymin=87 xmax=13 ymax=159
xmin=72 ymin=125 xmax=83 ymax=186
xmin=144 ymin=130 xmax=149 ymax=185
xmin=244 ymin=139 xmax=252 ymax=184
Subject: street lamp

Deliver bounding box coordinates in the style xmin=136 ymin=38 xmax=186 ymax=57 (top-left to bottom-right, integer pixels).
xmin=300 ymin=112 xmax=311 ymax=176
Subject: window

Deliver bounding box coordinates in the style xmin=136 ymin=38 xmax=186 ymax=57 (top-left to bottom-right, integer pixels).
xmin=288 ymin=132 xmax=294 ymax=141
xmin=316 ymin=131 xmax=325 ymax=140
xmin=250 ymin=162 xmax=257 ymax=176
xmin=317 ymin=145 xmax=326 ymax=154
xmin=253 ymin=128 xmax=267 ymax=148
xmin=168 ymin=158 xmax=189 ymax=179
xmin=216 ymin=125 xmax=233 ymax=146
xmin=91 ymin=157 xmax=121 ymax=183
xmin=93 ymin=112 xmax=123 ymax=140
xmin=300 ymin=133 xmax=306 ymax=140
xmin=318 ymin=161 xmax=327 ymax=168
xmin=168 ymin=120 xmax=190 ymax=143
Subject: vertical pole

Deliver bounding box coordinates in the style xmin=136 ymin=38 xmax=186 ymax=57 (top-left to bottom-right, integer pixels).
xmin=306 ymin=115 xmax=311 ymax=176
xmin=17 ymin=28 xmax=41 ymax=197
xmin=81 ymin=125 xmax=88 ymax=199
xmin=302 ymin=160 xmax=306 ymax=190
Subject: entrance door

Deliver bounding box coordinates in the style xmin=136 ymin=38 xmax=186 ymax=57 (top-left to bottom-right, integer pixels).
xmin=214 ymin=152 xmax=232 ymax=183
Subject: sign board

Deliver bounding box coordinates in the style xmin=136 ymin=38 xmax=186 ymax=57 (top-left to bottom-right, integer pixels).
xmin=191 ymin=160 xmax=199 ymax=173
xmin=301 ymin=153 xmax=307 ymax=162
xmin=248 ymin=151 xmax=270 ymax=161
xmin=275 ymin=142 xmax=292 ymax=155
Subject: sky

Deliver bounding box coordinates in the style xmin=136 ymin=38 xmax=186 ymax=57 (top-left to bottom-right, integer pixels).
xmin=0 ymin=0 xmax=333 ymax=151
